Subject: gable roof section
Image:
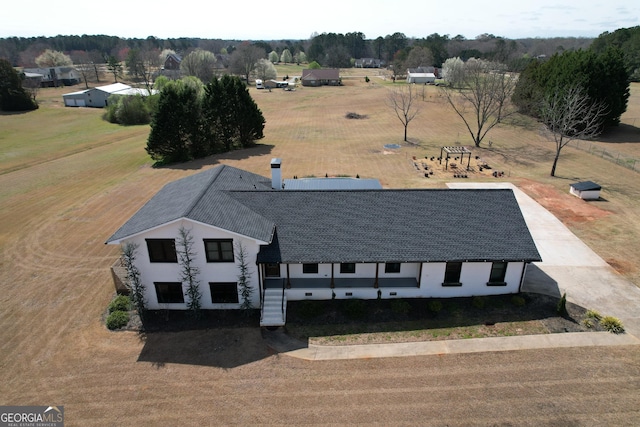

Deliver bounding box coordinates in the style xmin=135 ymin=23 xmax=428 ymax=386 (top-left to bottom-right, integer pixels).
xmin=106 ymin=165 xmax=274 ymax=243
xmin=96 ymin=83 xmax=132 ymax=94
xmin=570 ymin=181 xmax=601 ymax=191
xmin=228 ymin=189 xmax=541 ymax=264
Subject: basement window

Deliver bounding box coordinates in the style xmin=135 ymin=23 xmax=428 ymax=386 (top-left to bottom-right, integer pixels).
xmin=154 ymin=282 xmax=184 ymax=304
xmin=209 ymin=282 xmax=239 ymax=303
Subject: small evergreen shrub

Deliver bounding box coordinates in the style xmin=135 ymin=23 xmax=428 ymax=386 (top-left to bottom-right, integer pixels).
xmin=556 ymin=292 xmax=568 ymax=316
xmin=390 ymin=299 xmax=411 ymax=315
xmin=511 ymin=295 xmax=526 ymax=307
xmin=108 ymin=295 xmax=131 ymax=313
xmin=585 ymin=309 xmax=602 ymax=320
xmin=427 ymin=300 xmax=443 ymax=314
xmin=343 ymin=299 xmax=367 ymax=319
xmin=600 ymin=316 xmax=625 ymax=334
xmin=106 ymin=310 xmax=130 ymax=330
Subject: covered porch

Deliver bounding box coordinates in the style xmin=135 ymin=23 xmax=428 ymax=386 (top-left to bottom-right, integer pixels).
xmin=264 ymin=277 xmax=419 ymax=289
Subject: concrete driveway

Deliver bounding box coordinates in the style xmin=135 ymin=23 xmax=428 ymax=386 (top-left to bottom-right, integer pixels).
xmin=448 ymin=182 xmax=640 ymax=337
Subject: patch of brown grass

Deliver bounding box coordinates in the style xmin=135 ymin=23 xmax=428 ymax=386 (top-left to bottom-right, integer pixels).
xmin=1 ymin=76 xmax=640 ymax=425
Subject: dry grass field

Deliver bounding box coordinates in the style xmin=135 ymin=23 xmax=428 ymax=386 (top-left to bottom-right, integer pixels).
xmin=1 ymin=72 xmax=640 ymax=425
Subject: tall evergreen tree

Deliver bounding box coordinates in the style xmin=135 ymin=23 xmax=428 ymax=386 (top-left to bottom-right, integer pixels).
xmin=146 ymin=80 xmax=201 ymax=163
xmin=0 ymin=59 xmax=38 ymax=111
xmin=201 ymin=75 xmax=264 ymax=152
xmin=513 ymin=48 xmax=630 ymax=128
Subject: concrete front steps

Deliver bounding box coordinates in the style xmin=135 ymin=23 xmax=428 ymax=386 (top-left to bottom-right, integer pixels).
xmin=260 ymin=288 xmax=287 ymax=327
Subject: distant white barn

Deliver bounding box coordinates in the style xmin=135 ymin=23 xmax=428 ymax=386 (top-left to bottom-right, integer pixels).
xmin=406 ymin=72 xmax=436 ymax=84
xmin=63 ymin=83 xmax=157 ymax=108
xmin=570 ymin=181 xmax=602 ymax=200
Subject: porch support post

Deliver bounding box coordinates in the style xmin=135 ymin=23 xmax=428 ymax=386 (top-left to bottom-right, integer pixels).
xmin=286 ymin=264 xmax=291 ymax=289
xmin=258 ymin=263 xmax=264 ymax=303
xmin=374 ymin=263 xmax=379 ymax=288
xmin=330 ymin=263 xmax=335 ymax=288
xmin=418 ymin=262 xmax=423 ymax=288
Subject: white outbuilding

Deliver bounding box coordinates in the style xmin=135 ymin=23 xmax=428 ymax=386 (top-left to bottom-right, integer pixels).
xmin=63 ymin=83 xmax=156 ymax=108
xmin=569 ymin=181 xmax=602 ymax=200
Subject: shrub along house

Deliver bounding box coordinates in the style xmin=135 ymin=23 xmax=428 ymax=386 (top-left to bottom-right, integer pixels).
xmin=106 ymin=159 xmax=541 ymax=326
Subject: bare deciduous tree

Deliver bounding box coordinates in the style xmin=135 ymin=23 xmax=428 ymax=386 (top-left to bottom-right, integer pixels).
xmin=387 ymin=85 xmax=420 ymax=142
xmin=540 ymin=86 xmax=608 ymax=177
xmin=253 ymin=59 xmax=277 ymax=82
xmin=229 ymin=44 xmax=265 ymax=84
xmin=404 ymin=46 xmax=434 ymax=69
xmin=70 ymin=51 xmax=93 ymax=89
xmin=441 ymin=59 xmax=517 ymax=147
xmin=35 ymin=49 xmax=72 ymax=67
xmin=180 ymin=48 xmax=217 ymax=83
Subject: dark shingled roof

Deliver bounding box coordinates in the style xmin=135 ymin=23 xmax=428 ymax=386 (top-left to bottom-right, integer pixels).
xmin=106 ymin=165 xmax=274 ymax=243
xmin=229 ymin=189 xmax=541 ymax=264
xmin=107 ymin=165 xmax=541 ymax=264
xmin=570 ymin=181 xmax=601 ymax=191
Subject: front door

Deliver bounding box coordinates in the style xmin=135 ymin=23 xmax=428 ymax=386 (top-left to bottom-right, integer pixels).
xmin=265 ymin=263 xmax=280 ymax=277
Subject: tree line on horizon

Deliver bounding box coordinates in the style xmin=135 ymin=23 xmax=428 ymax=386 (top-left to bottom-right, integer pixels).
xmin=0 ymin=32 xmax=595 ymax=69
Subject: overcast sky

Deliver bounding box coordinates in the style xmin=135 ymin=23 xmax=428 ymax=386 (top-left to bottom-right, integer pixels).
xmin=2 ymin=0 xmax=639 ymax=41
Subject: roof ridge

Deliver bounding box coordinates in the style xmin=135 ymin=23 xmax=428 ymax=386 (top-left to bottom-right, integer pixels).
xmin=183 ymin=165 xmax=226 ymax=217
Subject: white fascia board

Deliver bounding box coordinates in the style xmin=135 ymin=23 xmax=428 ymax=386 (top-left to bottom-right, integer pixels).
xmin=105 ymin=217 xmax=271 ymax=245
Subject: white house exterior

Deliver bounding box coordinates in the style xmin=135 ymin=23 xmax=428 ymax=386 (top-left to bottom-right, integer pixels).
xmin=106 ymin=160 xmax=541 ymax=326
xmin=569 ymin=181 xmax=602 ymax=200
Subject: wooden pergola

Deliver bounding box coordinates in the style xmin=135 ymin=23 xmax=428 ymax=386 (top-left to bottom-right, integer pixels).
xmin=439 ymin=146 xmax=473 ymax=170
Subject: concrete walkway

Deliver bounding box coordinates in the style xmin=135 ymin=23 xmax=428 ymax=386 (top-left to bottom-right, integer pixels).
xmin=264 ymin=182 xmax=640 ymax=360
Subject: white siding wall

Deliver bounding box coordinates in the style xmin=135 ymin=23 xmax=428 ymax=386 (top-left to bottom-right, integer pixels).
xmin=283 ymin=261 xmax=524 ymax=301
xmin=119 ymin=218 xmax=527 ymax=310
xmin=124 ymin=219 xmax=262 ymax=310
xmin=419 ymin=262 xmax=523 ymax=298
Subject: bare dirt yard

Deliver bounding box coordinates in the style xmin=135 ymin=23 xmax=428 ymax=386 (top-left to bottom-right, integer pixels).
xmin=1 ymin=76 xmax=640 ymax=425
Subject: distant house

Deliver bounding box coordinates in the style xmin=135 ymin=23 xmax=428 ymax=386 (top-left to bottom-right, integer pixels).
xmin=355 ymin=58 xmax=382 ymax=68
xmin=106 ymin=159 xmax=541 ymax=327
xmin=301 ymin=68 xmax=341 ymax=87
xmin=570 ymin=181 xmax=602 ymax=200
xmin=406 ymin=67 xmax=437 ymax=84
xmin=62 ymin=83 xmax=157 ymax=108
xmin=22 ymin=66 xmax=81 ymax=87
xmin=163 ymin=53 xmax=182 ymax=70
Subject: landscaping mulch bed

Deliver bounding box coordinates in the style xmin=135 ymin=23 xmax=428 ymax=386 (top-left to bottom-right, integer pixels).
xmin=109 ymin=293 xmax=607 ymax=347
xmin=284 ymin=293 xmax=605 ymax=345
